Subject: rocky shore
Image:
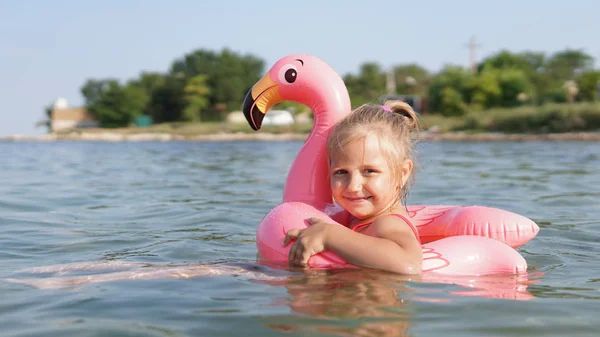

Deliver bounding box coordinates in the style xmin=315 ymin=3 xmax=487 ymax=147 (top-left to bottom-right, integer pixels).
xmin=3 ymin=131 xmax=600 ymax=142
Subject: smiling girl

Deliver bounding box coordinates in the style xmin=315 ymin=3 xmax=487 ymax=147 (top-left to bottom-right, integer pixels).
xmin=283 ymin=101 xmax=423 ymax=275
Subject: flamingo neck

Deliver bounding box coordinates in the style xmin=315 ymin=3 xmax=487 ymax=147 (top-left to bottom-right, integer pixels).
xmin=282 ymin=103 xmax=347 ymax=210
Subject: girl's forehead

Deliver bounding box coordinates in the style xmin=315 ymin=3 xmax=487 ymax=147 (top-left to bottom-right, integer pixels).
xmin=342 ymin=133 xmax=383 ymax=152
xmin=331 ymin=134 xmax=389 ymax=163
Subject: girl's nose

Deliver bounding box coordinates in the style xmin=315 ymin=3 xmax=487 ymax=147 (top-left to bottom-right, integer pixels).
xmin=347 ymin=174 xmax=363 ymax=192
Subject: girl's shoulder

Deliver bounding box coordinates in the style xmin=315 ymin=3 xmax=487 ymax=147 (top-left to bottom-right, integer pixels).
xmin=375 ymin=213 xmax=413 ymax=225
xmin=372 ymin=213 xmax=421 ymax=243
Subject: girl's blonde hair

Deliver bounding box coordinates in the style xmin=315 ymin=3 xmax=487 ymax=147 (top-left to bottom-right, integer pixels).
xmin=326 ymin=100 xmax=420 ymax=203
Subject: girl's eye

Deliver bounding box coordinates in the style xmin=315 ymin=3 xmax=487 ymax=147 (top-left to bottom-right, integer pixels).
xmin=364 ymin=169 xmax=377 ymax=174
xmin=333 ymin=169 xmax=347 ymax=175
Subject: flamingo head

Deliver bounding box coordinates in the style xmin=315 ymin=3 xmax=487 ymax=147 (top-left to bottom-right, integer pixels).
xmin=242 ymin=54 xmax=350 ymax=130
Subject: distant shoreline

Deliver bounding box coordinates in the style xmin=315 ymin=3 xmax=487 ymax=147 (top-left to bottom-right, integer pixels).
xmin=3 ymin=131 xmax=600 ymax=142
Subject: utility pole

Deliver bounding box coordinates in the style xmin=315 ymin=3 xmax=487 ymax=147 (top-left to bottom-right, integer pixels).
xmin=465 ymin=36 xmax=482 ymax=74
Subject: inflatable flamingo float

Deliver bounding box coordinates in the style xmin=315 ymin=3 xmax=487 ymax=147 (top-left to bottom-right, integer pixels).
xmin=242 ymin=54 xmax=539 ymax=275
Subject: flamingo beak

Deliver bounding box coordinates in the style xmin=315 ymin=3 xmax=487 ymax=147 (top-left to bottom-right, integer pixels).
xmin=242 ymin=73 xmax=282 ymax=130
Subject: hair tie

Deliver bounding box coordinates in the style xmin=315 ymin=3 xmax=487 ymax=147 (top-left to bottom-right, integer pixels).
xmin=380 ymin=104 xmax=412 ymax=119
xmin=379 ymin=105 xmax=392 ymax=113
xmin=379 ymin=104 xmax=413 ymax=119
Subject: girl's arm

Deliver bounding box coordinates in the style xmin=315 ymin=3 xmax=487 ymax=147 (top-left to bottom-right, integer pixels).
xmin=325 ymin=216 xmax=422 ymax=275
xmin=284 ymin=215 xmax=422 ymax=275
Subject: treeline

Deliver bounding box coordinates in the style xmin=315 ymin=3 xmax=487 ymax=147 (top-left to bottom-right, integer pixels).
xmin=74 ymin=47 xmax=600 ymax=127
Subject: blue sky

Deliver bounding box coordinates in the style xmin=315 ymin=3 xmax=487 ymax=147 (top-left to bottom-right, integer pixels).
xmin=1 ymin=0 xmax=598 ymax=137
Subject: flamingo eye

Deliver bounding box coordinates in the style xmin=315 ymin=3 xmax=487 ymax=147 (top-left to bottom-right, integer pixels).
xmin=278 ymin=64 xmax=298 ymax=84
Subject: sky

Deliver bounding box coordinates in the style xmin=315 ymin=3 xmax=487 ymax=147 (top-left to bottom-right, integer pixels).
xmin=1 ymin=0 xmax=598 ymax=137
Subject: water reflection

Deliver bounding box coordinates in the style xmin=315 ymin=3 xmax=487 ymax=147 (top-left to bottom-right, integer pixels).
xmin=418 ymin=271 xmax=542 ymax=301
xmin=261 ymin=269 xmax=414 ymax=337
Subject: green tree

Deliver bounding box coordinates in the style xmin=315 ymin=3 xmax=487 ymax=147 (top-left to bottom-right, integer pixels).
xmin=183 ymin=74 xmax=211 ymax=121
xmin=36 ymin=102 xmax=54 ymax=132
xmin=541 ymin=49 xmax=595 ymax=103
xmin=81 ymin=79 xmax=119 ymax=105
xmin=344 ymin=62 xmax=386 ymax=107
xmin=170 ymin=48 xmax=264 ymax=117
xmin=44 ymin=103 xmax=53 ymax=120
xmin=440 ymin=87 xmax=468 ymax=116
xmin=497 ymin=68 xmax=530 ymax=107
xmin=129 ymin=72 xmax=166 ymax=94
xmin=478 ymin=51 xmax=541 ymax=103
xmin=545 ymin=49 xmax=594 ymax=80
xmin=87 ymin=82 xmax=149 ymax=128
xmin=427 ymin=65 xmax=473 ymax=115
xmin=148 ymin=74 xmax=187 ymax=123
xmin=392 ymin=63 xmax=430 ymax=95
xmin=479 ymin=50 xmax=531 ymax=71
xmin=128 ymin=72 xmax=167 ymax=118
xmin=576 ymin=71 xmax=600 ymax=101
xmin=518 ymin=51 xmax=546 ymax=72
xmin=470 ymin=68 xmax=501 ymax=110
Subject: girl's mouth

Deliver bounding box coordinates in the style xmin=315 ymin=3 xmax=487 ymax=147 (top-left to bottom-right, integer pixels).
xmin=345 ymin=196 xmax=370 ymax=202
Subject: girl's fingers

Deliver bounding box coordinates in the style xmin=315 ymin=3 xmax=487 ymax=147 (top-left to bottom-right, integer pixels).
xmin=298 ymin=250 xmax=310 ymax=267
xmin=283 ymin=229 xmax=300 ymax=246
xmin=288 ymin=241 xmax=296 ymax=263
xmin=289 ymin=242 xmax=306 ymax=267
xmin=285 ymin=229 xmax=313 ymax=267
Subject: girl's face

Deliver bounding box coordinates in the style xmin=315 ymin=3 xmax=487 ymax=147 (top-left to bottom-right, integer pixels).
xmin=329 ymin=133 xmax=412 ymax=223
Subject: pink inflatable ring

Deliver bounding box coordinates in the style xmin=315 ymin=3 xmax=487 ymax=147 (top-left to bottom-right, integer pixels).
xmin=242 ymin=54 xmax=539 ymax=276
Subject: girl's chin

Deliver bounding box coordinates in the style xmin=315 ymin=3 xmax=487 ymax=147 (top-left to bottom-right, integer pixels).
xmin=348 ymin=207 xmax=396 ymax=222
xmin=347 ymin=209 xmax=374 ymax=220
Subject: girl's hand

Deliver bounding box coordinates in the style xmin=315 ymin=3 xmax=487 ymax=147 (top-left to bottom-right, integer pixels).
xmin=283 ymin=217 xmax=332 ymax=267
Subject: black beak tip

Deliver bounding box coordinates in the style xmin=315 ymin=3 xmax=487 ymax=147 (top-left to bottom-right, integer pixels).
xmin=242 ymin=90 xmax=262 ymax=131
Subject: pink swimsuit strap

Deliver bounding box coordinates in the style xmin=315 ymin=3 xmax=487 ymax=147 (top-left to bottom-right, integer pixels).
xmin=351 ymin=213 xmax=421 ymax=244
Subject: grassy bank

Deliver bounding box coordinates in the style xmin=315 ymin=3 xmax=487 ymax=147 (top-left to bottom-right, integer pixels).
xmin=420 ymin=102 xmax=600 ymax=134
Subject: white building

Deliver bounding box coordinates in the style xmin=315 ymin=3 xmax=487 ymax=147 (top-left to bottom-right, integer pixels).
xmin=50 ymin=98 xmax=99 ymax=132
